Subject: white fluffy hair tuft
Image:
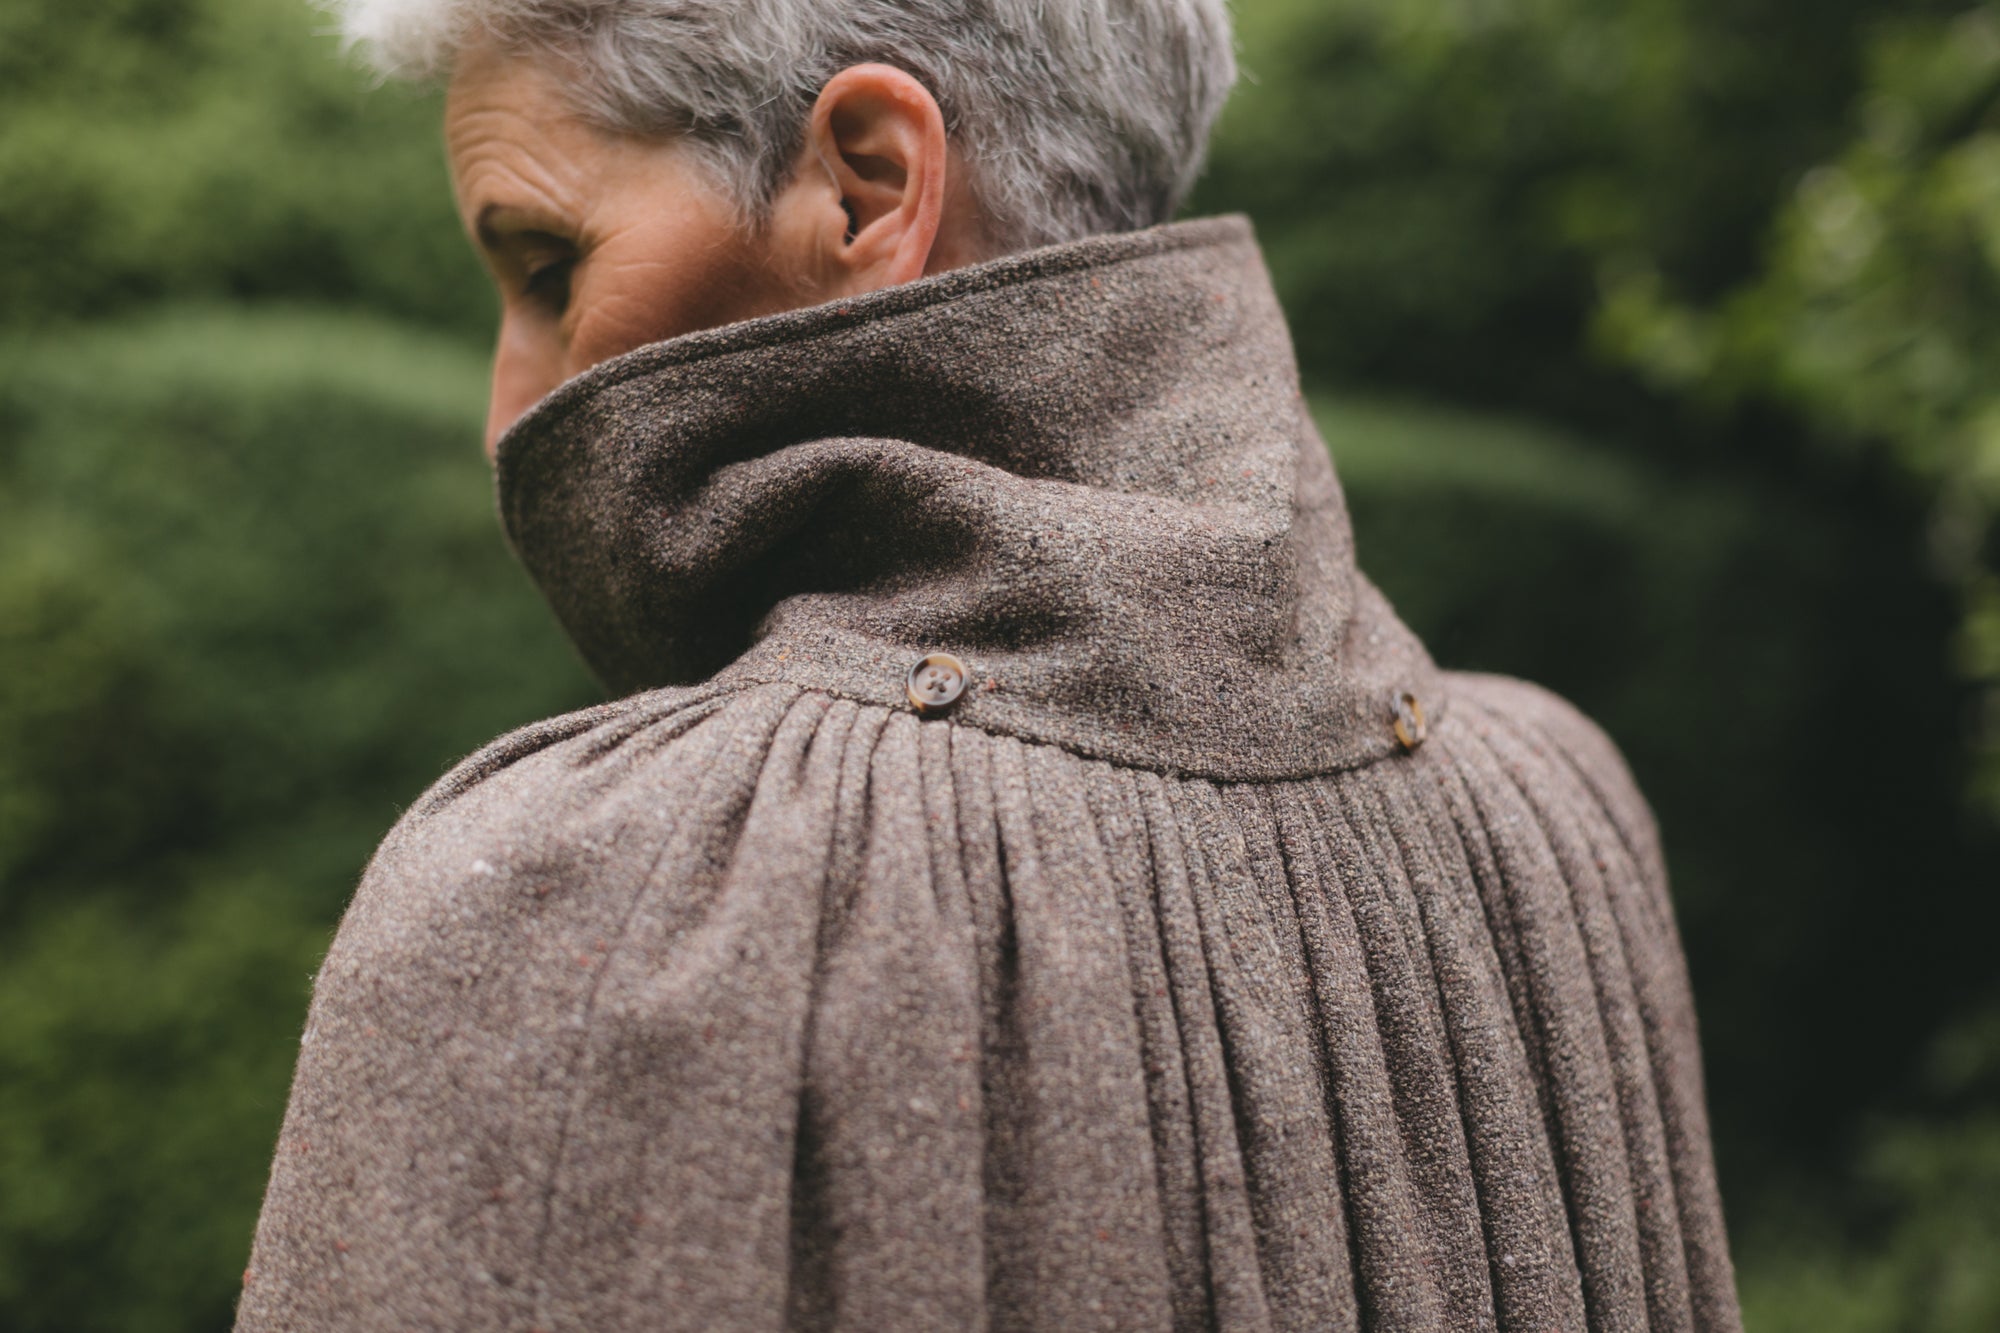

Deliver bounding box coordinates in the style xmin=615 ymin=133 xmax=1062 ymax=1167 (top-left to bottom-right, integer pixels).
xmin=320 ymin=0 xmax=1237 ymax=251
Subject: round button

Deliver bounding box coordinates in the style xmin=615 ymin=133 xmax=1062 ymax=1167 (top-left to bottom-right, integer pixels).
xmin=1391 ymin=691 xmax=1428 ymax=751
xmin=907 ymin=653 xmax=970 ymax=714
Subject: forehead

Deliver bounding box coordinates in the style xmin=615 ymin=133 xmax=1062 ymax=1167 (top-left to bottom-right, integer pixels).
xmin=443 ymin=43 xmax=629 ymax=230
xmin=445 ymin=44 xmax=580 ymax=157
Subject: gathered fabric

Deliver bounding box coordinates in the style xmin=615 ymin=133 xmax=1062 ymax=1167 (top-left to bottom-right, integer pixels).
xmin=238 ymin=217 xmax=1740 ymax=1331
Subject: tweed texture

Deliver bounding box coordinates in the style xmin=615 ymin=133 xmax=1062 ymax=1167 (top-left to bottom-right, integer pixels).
xmin=496 ymin=216 xmax=1438 ymax=781
xmin=238 ymin=218 xmax=1740 ymax=1331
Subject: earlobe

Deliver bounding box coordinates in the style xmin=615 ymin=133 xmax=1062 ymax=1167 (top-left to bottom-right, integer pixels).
xmin=807 ymin=63 xmax=948 ymax=291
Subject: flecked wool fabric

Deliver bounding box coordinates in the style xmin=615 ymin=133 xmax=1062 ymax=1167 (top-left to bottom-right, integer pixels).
xmin=237 ymin=217 xmax=1741 ymax=1331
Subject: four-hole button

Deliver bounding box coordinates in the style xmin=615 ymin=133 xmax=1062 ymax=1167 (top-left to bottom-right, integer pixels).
xmin=907 ymin=653 xmax=969 ymax=714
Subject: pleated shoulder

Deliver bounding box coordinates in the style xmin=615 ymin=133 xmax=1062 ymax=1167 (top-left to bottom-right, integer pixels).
xmin=237 ymin=674 xmax=1738 ymax=1333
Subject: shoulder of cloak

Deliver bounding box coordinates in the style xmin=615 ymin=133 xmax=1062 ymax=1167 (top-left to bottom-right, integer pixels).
xmin=1441 ymin=672 xmax=1663 ymax=852
xmin=240 ymin=673 xmax=1733 ymax=1332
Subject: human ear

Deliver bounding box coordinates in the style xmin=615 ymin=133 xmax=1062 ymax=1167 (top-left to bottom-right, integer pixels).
xmin=799 ymin=63 xmax=948 ymax=291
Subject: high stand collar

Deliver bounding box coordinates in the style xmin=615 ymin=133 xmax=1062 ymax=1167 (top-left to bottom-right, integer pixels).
xmin=496 ymin=216 xmax=1441 ymax=781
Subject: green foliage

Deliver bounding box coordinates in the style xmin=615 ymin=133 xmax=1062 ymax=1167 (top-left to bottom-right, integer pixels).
xmin=1600 ymin=4 xmax=2000 ymax=815
xmin=0 ymin=309 xmax=594 ymax=1331
xmin=0 ymin=0 xmax=490 ymax=334
xmin=1193 ymin=0 xmax=1954 ymax=416
xmin=1739 ymin=1005 xmax=2000 ymax=1333
xmin=0 ymin=884 xmax=328 ymax=1330
xmin=1586 ymin=5 xmax=2000 ymax=1280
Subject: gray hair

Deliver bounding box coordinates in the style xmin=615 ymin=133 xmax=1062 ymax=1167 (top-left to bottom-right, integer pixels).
xmin=327 ymin=0 xmax=1237 ymax=251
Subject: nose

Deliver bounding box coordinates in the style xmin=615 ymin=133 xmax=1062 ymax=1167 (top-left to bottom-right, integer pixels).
xmin=484 ymin=311 xmax=563 ymax=460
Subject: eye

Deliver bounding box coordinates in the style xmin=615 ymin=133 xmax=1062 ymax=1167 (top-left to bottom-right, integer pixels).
xmin=523 ymin=253 xmax=576 ymax=315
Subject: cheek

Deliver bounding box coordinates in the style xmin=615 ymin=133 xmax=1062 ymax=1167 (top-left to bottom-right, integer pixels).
xmin=563 ymin=272 xmax=689 ymax=374
xmin=562 ymin=228 xmax=786 ymax=375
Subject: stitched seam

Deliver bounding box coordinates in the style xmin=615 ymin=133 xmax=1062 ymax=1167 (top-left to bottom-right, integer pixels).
xmin=706 ymin=675 xmax=1447 ymax=786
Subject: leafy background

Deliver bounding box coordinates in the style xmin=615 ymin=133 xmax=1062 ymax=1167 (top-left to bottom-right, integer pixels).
xmin=1 ymin=0 xmax=1996 ymax=1327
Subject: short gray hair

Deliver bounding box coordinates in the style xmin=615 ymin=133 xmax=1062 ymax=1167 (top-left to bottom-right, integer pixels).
xmin=328 ymin=0 xmax=1237 ymax=251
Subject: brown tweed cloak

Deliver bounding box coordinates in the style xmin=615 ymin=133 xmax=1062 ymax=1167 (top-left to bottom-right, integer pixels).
xmin=237 ymin=217 xmax=1741 ymax=1331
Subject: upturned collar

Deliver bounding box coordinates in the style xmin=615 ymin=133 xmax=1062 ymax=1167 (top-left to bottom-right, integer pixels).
xmin=496 ymin=216 xmax=1441 ymax=780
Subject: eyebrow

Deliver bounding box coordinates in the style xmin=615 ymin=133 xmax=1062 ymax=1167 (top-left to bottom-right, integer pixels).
xmin=473 ymin=203 xmax=573 ymax=253
xmin=473 ymin=203 xmax=517 ymax=251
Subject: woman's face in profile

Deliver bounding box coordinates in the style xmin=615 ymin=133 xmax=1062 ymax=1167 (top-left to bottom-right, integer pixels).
xmin=445 ymin=46 xmax=812 ymax=456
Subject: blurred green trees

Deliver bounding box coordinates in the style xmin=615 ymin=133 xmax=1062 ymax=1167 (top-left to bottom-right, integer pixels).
xmin=1 ymin=0 xmax=1995 ymax=1328
xmin=1196 ymin=0 xmax=1964 ymax=420
xmin=1602 ymin=5 xmax=2000 ymax=813
xmin=0 ymin=312 xmax=595 ymax=1328
xmin=0 ymin=0 xmax=488 ymax=333
xmin=1596 ymin=10 xmax=2000 ymax=1318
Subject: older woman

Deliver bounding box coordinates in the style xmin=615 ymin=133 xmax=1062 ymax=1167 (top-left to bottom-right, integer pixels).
xmin=238 ymin=2 xmax=1741 ymax=1329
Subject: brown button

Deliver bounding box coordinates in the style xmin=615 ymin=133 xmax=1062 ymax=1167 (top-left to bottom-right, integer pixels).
xmin=907 ymin=652 xmax=969 ymax=714
xmin=1391 ymin=691 xmax=1428 ymax=751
